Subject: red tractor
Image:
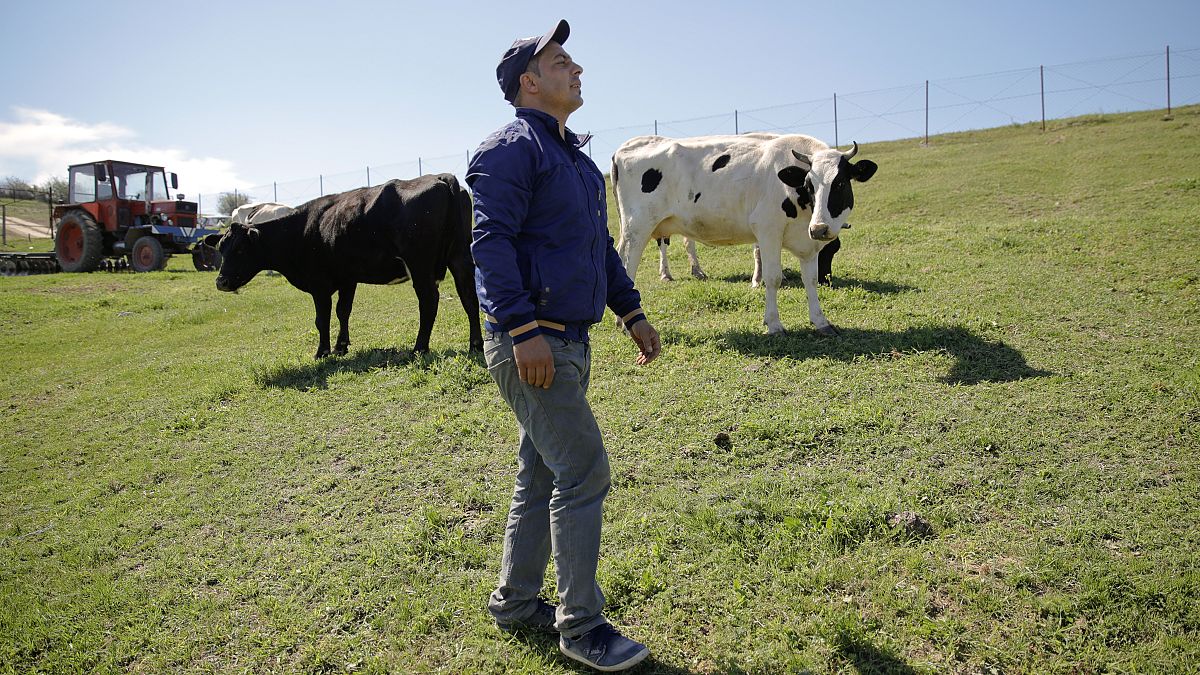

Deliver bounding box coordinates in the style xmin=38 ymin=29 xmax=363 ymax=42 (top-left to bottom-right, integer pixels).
xmin=53 ymin=160 xmax=221 ymax=272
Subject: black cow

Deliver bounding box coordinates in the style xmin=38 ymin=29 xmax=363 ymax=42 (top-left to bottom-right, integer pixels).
xmin=206 ymin=174 xmax=483 ymax=358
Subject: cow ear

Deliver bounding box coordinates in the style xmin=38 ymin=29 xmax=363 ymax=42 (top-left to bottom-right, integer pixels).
xmin=790 ymin=149 xmax=812 ymax=168
xmin=777 ymin=166 xmax=808 ymax=188
xmin=852 ymin=160 xmax=878 ymax=182
xmin=203 ymin=233 xmax=221 ymax=247
xmin=247 ymin=226 xmax=260 ymax=242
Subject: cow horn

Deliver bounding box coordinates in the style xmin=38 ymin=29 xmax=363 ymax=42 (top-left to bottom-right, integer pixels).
xmin=791 ymin=149 xmax=812 ymax=166
xmin=843 ymin=141 xmax=859 ymax=159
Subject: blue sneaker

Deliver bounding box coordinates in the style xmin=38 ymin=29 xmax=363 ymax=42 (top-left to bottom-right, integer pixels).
xmin=495 ymin=599 xmax=557 ymax=634
xmin=559 ymin=623 xmax=649 ymax=672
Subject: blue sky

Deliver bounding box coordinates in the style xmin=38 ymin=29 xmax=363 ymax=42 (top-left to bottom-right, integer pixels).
xmin=2 ymin=0 xmax=1197 ymax=204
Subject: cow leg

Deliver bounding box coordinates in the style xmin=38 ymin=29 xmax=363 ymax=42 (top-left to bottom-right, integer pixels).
xmin=800 ymin=254 xmax=837 ymax=336
xmin=685 ymin=237 xmax=707 ymax=280
xmin=448 ymin=250 xmax=484 ymax=352
xmin=656 ymin=237 xmax=674 ymax=281
xmin=751 ymin=244 xmax=763 ymax=288
xmin=817 ymin=237 xmax=840 ymax=287
xmin=333 ymin=284 xmax=356 ymax=355
xmin=411 ymin=276 xmax=440 ymax=353
xmin=312 ymin=293 xmax=333 ymax=358
xmin=756 ymin=238 xmax=787 ymax=335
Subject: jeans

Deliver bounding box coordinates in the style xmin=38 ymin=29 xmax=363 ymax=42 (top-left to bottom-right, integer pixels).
xmin=484 ymin=330 xmax=611 ymax=638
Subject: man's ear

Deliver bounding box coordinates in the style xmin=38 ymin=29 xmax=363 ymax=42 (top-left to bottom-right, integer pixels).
xmin=520 ymin=71 xmax=538 ymax=95
xmin=853 ymin=160 xmax=878 ymax=182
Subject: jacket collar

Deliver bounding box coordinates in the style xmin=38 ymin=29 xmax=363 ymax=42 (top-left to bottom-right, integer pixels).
xmin=516 ymin=107 xmax=591 ymax=150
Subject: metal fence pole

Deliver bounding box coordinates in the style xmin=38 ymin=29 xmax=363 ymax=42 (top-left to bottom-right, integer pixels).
xmin=925 ymin=81 xmax=929 ymax=145
xmin=654 ymin=120 xmax=658 ymax=135
xmin=274 ymin=182 xmax=277 ymax=202
xmin=320 ymin=175 xmax=323 ymax=196
xmin=833 ymin=93 xmax=839 ymax=148
xmin=1167 ymin=45 xmax=1172 ymax=116
xmin=47 ymin=188 xmax=52 ymax=234
xmin=1040 ymin=66 xmax=1046 ymax=131
xmin=2 ymin=204 xmax=7 ymax=246
xmin=418 ymin=158 xmax=423 ymax=175
xmin=734 ymin=109 xmax=739 ymax=134
xmin=367 ymin=166 xmax=371 ymax=187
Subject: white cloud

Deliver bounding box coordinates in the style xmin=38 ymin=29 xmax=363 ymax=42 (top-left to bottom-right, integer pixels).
xmin=0 ymin=107 xmax=250 ymax=198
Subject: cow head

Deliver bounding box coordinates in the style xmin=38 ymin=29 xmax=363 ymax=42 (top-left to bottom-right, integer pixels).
xmin=205 ymin=222 xmax=263 ymax=292
xmin=778 ymin=142 xmax=877 ymax=242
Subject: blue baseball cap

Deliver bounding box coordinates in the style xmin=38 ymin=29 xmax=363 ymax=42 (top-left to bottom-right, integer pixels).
xmin=496 ymin=19 xmax=570 ymax=105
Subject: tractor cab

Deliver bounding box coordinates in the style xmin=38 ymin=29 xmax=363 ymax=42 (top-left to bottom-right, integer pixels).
xmin=53 ymin=160 xmax=220 ymax=272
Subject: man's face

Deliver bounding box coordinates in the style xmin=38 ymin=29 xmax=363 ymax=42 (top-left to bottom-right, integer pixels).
xmin=528 ymin=42 xmax=583 ymax=115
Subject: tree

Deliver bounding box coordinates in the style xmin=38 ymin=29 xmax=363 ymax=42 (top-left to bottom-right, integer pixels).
xmin=40 ymin=176 xmax=68 ymax=203
xmin=2 ymin=176 xmax=34 ymax=197
xmin=217 ymin=191 xmax=251 ymax=216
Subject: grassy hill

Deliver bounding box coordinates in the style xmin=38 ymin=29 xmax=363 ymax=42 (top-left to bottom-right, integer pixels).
xmin=1 ymin=106 xmax=1197 ymax=673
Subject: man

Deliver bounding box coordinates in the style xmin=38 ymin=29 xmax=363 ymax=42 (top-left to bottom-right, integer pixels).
xmin=468 ymin=19 xmax=661 ymax=673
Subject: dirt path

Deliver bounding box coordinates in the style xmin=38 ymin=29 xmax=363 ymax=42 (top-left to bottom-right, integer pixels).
xmin=1 ymin=216 xmax=52 ymax=240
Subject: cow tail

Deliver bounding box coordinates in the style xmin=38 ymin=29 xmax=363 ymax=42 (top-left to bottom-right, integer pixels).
xmin=438 ymin=174 xmax=471 ymax=283
xmin=610 ymin=156 xmax=625 ymax=254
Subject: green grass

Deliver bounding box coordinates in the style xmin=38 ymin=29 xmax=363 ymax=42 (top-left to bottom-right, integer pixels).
xmin=2 ymin=106 xmax=1198 ymax=673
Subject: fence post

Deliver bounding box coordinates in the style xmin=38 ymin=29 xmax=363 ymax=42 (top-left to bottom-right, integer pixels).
xmin=47 ymin=187 xmax=53 ymax=235
xmin=735 ymin=109 xmax=739 ymax=135
xmin=833 ymin=93 xmax=839 ymax=148
xmin=418 ymin=158 xmax=423 ymax=175
xmin=1040 ymin=66 xmax=1046 ymax=132
xmin=1167 ymin=45 xmax=1172 ymax=116
xmin=654 ymin=120 xmax=658 ymax=135
xmin=320 ymin=175 xmax=323 ymax=196
xmin=2 ymin=204 xmax=6 ymax=246
xmin=273 ymin=182 xmax=277 ymax=202
xmin=367 ymin=166 xmax=371 ymax=187
xmin=925 ymin=81 xmax=929 ymax=145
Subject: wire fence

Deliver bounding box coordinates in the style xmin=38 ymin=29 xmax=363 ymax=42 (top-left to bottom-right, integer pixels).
xmin=196 ymin=46 xmax=1199 ymax=217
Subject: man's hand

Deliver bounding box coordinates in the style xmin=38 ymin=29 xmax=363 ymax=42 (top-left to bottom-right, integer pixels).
xmin=629 ymin=320 xmax=661 ymax=365
xmin=513 ymin=334 xmax=555 ymax=389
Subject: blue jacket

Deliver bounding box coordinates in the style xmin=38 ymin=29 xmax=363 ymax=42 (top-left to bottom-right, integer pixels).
xmin=468 ymin=108 xmax=643 ymax=344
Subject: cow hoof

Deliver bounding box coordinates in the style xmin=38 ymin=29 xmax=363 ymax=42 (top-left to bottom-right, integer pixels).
xmin=315 ymin=350 xmax=331 ymax=359
xmin=816 ymin=324 xmax=840 ymax=337
xmin=333 ymin=345 xmax=349 ymax=356
xmin=469 ymin=340 xmax=484 ymax=353
xmin=660 ymin=274 xmax=674 ymax=281
xmin=693 ymin=271 xmax=708 ymax=280
xmin=764 ymin=324 xmax=787 ymax=336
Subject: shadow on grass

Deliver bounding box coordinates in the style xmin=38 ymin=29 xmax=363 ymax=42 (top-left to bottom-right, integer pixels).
xmin=715 ymin=271 xmax=916 ymax=295
xmin=670 ymin=324 xmax=1050 ymax=385
xmin=256 ymin=346 xmax=484 ymax=390
xmin=833 ymin=630 xmax=921 ymax=675
xmin=504 ymin=630 xmax=703 ymax=674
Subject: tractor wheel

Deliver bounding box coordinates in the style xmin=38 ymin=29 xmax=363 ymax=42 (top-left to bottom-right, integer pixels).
xmin=130 ymin=236 xmax=166 ymax=272
xmin=55 ymin=211 xmax=104 ymax=273
xmin=192 ymin=243 xmax=221 ymax=271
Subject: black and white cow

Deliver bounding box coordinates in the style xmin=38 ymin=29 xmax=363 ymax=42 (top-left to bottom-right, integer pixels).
xmin=230 ymin=201 xmax=295 ymax=226
xmin=206 ymin=175 xmax=483 ymax=357
xmin=613 ymin=134 xmax=877 ymax=335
